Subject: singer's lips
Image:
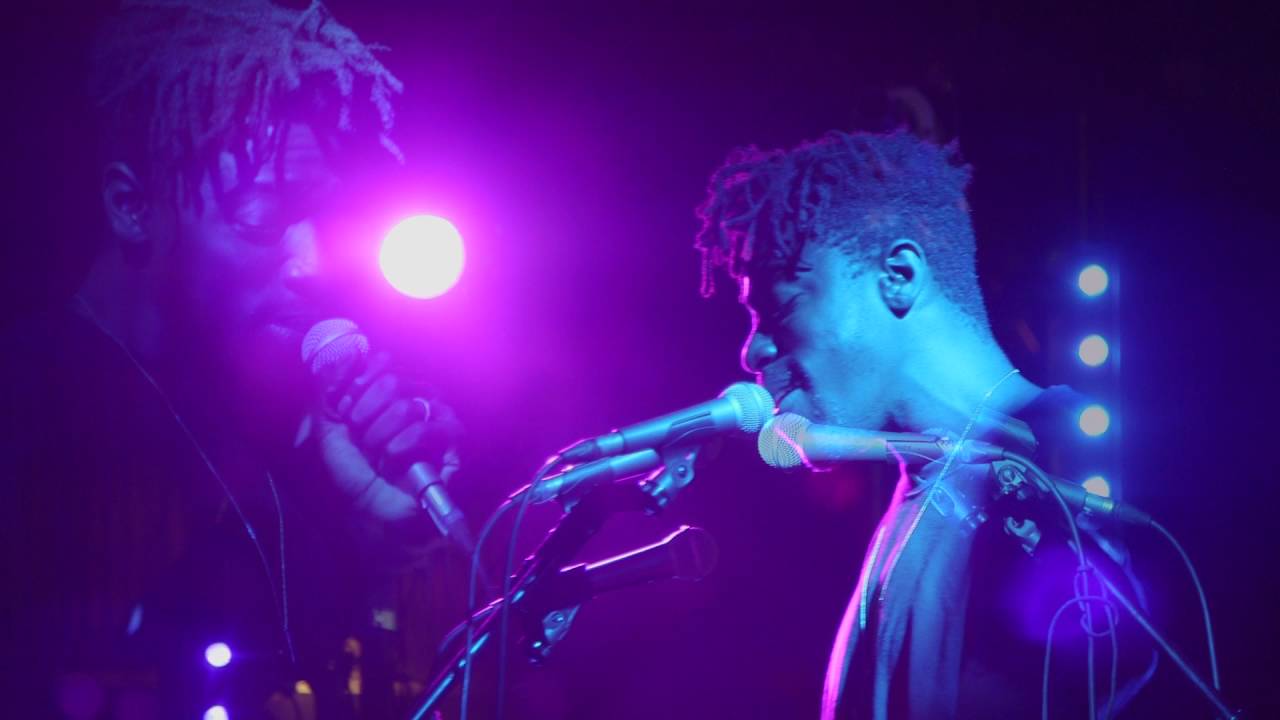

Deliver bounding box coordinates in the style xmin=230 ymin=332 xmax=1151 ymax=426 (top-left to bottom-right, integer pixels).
xmin=761 ymin=364 xmax=797 ymax=404
xmin=775 ymin=387 xmax=801 ymax=412
xmin=259 ymin=306 xmax=316 ymax=328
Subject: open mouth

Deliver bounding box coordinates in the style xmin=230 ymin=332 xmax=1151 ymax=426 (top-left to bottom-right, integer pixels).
xmin=775 ymin=387 xmax=804 ymax=413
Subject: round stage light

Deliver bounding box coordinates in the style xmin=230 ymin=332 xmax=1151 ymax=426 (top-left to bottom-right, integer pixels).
xmin=1078 ymin=404 xmax=1111 ymax=437
xmin=1077 ymin=264 xmax=1109 ymax=297
xmin=1078 ymin=334 xmax=1110 ymax=367
xmin=204 ymin=642 xmax=232 ymax=668
xmin=1083 ymin=475 xmax=1112 ymax=498
xmin=379 ymin=214 xmax=465 ymax=299
xmin=203 ymin=706 xmax=229 ymax=720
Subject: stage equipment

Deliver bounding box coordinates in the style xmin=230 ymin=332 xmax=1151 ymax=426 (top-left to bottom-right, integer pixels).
xmin=560 ymin=382 xmax=773 ymax=463
xmin=760 ymin=412 xmax=1244 ymax=719
xmin=409 ymin=385 xmax=763 ymax=719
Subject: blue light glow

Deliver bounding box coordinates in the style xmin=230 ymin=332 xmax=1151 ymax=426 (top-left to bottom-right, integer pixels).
xmin=1078 ymin=404 xmax=1111 ymax=437
xmin=1077 ymin=264 xmax=1109 ymax=297
xmin=379 ymin=214 xmax=465 ymax=299
xmin=1083 ymin=475 xmax=1112 ymax=498
xmin=204 ymin=642 xmax=232 ymax=668
xmin=1078 ymin=334 xmax=1110 ymax=367
xmin=203 ymin=706 xmax=229 ymax=720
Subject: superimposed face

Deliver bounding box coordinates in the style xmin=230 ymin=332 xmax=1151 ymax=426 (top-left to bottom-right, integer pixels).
xmin=740 ymin=242 xmax=900 ymax=429
xmin=160 ymin=123 xmax=341 ymax=395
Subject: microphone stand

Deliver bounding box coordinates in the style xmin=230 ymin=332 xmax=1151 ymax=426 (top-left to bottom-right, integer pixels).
xmin=1090 ymin=564 xmax=1243 ymax=719
xmin=406 ymin=480 xmax=658 ymax=719
xmin=988 ymin=456 xmax=1246 ymax=719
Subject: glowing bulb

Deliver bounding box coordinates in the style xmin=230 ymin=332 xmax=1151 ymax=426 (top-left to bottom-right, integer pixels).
xmin=1077 ymin=264 xmax=1109 ymax=297
xmin=203 ymin=706 xmax=229 ymax=720
xmin=1078 ymin=334 xmax=1110 ymax=367
xmin=379 ymin=214 xmax=465 ymax=299
xmin=204 ymin=642 xmax=232 ymax=668
xmin=1078 ymin=404 xmax=1111 ymax=437
xmin=1083 ymin=475 xmax=1111 ymax=498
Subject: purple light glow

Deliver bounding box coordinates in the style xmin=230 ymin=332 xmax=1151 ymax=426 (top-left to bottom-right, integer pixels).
xmin=378 ymin=214 xmax=466 ymax=299
xmin=1083 ymin=475 xmax=1111 ymax=498
xmin=204 ymin=642 xmax=232 ymax=668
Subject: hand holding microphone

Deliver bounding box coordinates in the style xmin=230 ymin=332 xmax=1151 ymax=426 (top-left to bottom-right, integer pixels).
xmin=302 ymin=319 xmax=474 ymax=550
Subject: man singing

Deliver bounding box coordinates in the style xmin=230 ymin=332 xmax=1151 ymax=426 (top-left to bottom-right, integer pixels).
xmin=3 ymin=1 xmax=460 ymax=716
xmin=694 ymin=130 xmax=1145 ymax=718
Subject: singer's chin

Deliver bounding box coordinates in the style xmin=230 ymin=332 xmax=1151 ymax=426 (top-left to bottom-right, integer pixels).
xmin=234 ymin=326 xmax=311 ymax=413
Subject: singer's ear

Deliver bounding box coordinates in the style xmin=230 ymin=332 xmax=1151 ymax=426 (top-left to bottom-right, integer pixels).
xmin=101 ymin=162 xmax=153 ymax=266
xmin=877 ymin=238 xmax=928 ymax=318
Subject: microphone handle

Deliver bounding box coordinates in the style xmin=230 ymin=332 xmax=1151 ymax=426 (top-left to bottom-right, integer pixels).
xmin=405 ymin=462 xmax=478 ymax=555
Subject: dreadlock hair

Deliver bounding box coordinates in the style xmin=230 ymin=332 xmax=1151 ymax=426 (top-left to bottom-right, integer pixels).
xmin=695 ymin=129 xmax=989 ymax=327
xmin=89 ymin=0 xmax=403 ymax=213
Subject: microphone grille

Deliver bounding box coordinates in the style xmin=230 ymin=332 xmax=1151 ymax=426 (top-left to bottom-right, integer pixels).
xmin=666 ymin=525 xmax=719 ymax=582
xmin=758 ymin=412 xmax=812 ymax=470
xmin=721 ymin=382 xmax=775 ymax=433
xmin=302 ymin=318 xmax=369 ymax=376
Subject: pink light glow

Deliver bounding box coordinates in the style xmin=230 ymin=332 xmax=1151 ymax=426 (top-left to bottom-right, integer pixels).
xmin=378 ymin=214 xmax=466 ymax=299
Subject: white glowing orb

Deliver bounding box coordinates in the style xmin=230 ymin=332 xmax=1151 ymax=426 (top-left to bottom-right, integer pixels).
xmin=203 ymin=705 xmax=229 ymax=720
xmin=379 ymin=214 xmax=466 ymax=299
xmin=1083 ymin=475 xmax=1112 ymax=498
xmin=204 ymin=642 xmax=232 ymax=668
xmin=1077 ymin=264 xmax=1109 ymax=297
xmin=1078 ymin=404 xmax=1111 ymax=437
xmin=1078 ymin=334 xmax=1110 ymax=367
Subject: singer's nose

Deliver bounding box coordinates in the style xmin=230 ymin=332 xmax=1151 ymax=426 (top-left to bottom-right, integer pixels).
xmin=281 ymin=220 xmax=322 ymax=296
xmin=742 ymin=320 xmax=777 ymax=376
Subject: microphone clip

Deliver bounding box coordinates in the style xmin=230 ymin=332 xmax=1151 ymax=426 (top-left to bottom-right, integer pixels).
xmin=640 ymin=441 xmax=702 ymax=510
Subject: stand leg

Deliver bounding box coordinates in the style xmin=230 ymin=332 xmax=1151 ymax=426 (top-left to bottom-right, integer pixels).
xmin=1093 ymin=571 xmax=1242 ymax=719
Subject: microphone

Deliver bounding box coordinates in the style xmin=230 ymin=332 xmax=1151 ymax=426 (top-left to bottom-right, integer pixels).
xmin=528 ymin=448 xmax=662 ymax=504
xmin=302 ymin=318 xmax=477 ymax=553
xmin=757 ymin=412 xmax=1006 ymax=471
xmin=574 ymin=525 xmax=718 ymax=595
xmin=532 ymin=526 xmax=719 ymax=610
xmin=760 ymin=413 xmax=1152 ymax=526
xmin=562 ymin=382 xmax=774 ymax=462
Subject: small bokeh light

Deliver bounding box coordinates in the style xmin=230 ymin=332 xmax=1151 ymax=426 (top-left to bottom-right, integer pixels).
xmin=1077 ymin=264 xmax=1109 ymax=297
xmin=378 ymin=214 xmax=466 ymax=299
xmin=203 ymin=705 xmax=229 ymax=720
xmin=1083 ymin=474 xmax=1112 ymax=498
xmin=1078 ymin=334 xmax=1110 ymax=367
xmin=1078 ymin=404 xmax=1111 ymax=437
xmin=204 ymin=642 xmax=232 ymax=669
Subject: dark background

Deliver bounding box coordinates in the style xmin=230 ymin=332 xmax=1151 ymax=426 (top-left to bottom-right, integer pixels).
xmin=6 ymin=1 xmax=1279 ymax=717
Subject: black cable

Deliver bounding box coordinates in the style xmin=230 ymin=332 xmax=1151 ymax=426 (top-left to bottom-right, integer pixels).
xmin=494 ymin=455 xmax=564 ymax=720
xmin=1150 ymin=519 xmax=1220 ymax=690
xmin=1011 ymin=454 xmax=1120 ymax=720
xmin=458 ymin=491 xmax=521 ymax=720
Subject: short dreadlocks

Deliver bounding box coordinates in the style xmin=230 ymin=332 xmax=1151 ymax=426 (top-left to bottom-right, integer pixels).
xmin=695 ymin=129 xmax=988 ymax=325
xmin=89 ymin=0 xmax=403 ymax=210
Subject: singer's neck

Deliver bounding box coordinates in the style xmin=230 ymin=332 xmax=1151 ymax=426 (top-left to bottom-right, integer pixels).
xmin=75 ymin=268 xmax=289 ymax=460
xmin=890 ymin=320 xmax=1043 ymax=435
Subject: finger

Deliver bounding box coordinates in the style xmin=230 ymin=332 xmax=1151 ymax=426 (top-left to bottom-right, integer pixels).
xmin=336 ymin=351 xmax=392 ymax=416
xmin=382 ymin=422 xmax=430 ymax=476
xmin=440 ymin=447 xmax=461 ymax=484
xmin=313 ymin=413 xmax=418 ymax=521
xmin=349 ymin=373 xmax=401 ymax=427
xmin=418 ymin=402 xmax=464 ymax=450
xmin=361 ymin=397 xmax=417 ymax=452
xmin=312 ymin=414 xmax=377 ymax=496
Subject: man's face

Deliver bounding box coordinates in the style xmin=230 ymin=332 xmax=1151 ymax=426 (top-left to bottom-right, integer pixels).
xmin=159 ymin=123 xmax=340 ymax=394
xmin=740 ymin=242 xmax=900 ymax=428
